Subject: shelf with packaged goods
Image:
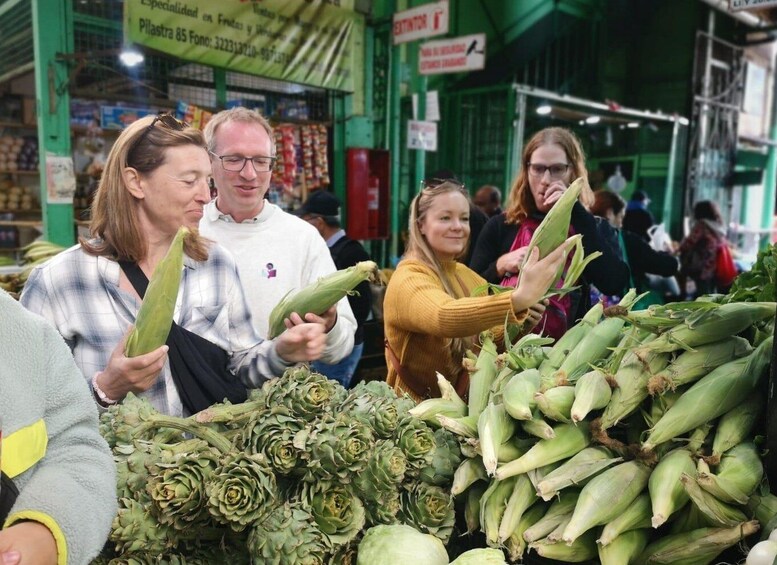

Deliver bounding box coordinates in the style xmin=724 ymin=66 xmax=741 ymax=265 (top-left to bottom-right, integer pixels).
xmin=0 ymin=121 xmax=36 ymax=130
xmin=0 ymin=170 xmax=38 ymax=176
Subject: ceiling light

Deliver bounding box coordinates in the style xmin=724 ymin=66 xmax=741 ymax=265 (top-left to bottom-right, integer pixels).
xmin=536 ymin=104 xmax=552 ymax=115
xmin=627 ymin=122 xmax=640 ymax=128
xmin=585 ymin=116 xmax=600 ymax=124
xmin=119 ymin=47 xmax=144 ymax=67
xmin=678 ymin=117 xmax=689 ymax=126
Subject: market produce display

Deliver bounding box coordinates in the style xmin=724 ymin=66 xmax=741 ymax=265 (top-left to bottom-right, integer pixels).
xmin=92 ymin=367 xmax=462 ymax=564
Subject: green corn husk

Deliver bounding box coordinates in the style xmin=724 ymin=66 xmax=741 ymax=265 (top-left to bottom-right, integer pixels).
xmin=711 ymin=393 xmax=763 ymax=461
xmin=504 ymin=334 xmax=554 ymax=373
xmin=546 ymin=514 xmax=572 ymax=543
xmin=489 ymin=363 xmax=516 ymax=399
xmin=643 ymin=389 xmax=683 ymax=429
xmin=531 ymin=530 xmax=598 ymax=562
xmin=747 ymin=492 xmax=777 ymax=540
xmin=502 ymin=369 xmax=541 ymax=421
xmin=451 ymin=457 xmax=487 ymax=496
xmin=467 ymin=335 xmax=499 ymax=420
xmin=480 ymin=477 xmax=518 ymax=547
xmin=649 ymin=448 xmax=695 ymax=528
xmin=125 ymin=227 xmax=188 ymax=357
xmin=538 ymin=302 xmax=604 ymax=378
xmin=642 ymin=336 xmax=773 ymax=451
xmin=526 ymin=462 xmax=561 ymax=493
xmin=520 ymin=410 xmax=555 ymax=440
xmin=505 ymin=503 xmax=547 ymax=562
xmin=498 ymin=474 xmax=537 ymax=543
xmin=638 ymin=302 xmax=776 ymax=354
xmin=523 ymin=492 xmax=579 ymax=543
xmin=599 ymin=529 xmax=650 ymax=565
xmin=686 ymin=422 xmax=714 ymax=456
xmin=562 ymin=460 xmax=651 ymax=544
xmin=668 ymin=501 xmax=715 ymax=535
xmin=634 ymin=520 xmax=759 ymax=565
xmin=267 ymin=260 xmax=379 ymax=338
xmin=494 ymin=422 xmax=590 ymax=481
xmin=497 ymin=437 xmax=532 ymax=464
xmin=464 ymin=482 xmax=488 ymax=534
xmin=478 ymin=403 xmax=516 ymax=476
xmin=679 ymin=473 xmax=748 ymax=526
xmin=409 ymin=372 xmax=467 ymax=426
xmin=564 ymin=233 xmax=603 ymax=287
xmin=534 ymin=385 xmax=575 ymax=423
xmin=598 ymin=493 xmax=651 ymax=546
xmin=697 ymin=442 xmax=763 ymax=505
xmin=646 ymin=336 xmax=752 ymax=395
xmin=536 ymin=446 xmax=621 ymax=501
xmin=436 ymin=414 xmax=478 ymax=439
xmin=571 ymin=370 xmax=612 ymax=423
xmin=600 ymin=347 xmax=671 ymax=429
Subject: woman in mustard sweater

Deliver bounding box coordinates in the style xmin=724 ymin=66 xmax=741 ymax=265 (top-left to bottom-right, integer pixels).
xmin=384 ymin=181 xmax=571 ymax=401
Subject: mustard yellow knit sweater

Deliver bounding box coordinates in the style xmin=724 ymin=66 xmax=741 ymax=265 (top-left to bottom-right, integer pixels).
xmin=384 ymin=258 xmax=526 ymax=402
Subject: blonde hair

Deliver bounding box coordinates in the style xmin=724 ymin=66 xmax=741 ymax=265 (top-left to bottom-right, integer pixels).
xmin=203 ymin=106 xmax=274 ymax=154
xmin=406 ymin=180 xmax=473 ymax=364
xmin=505 ymin=127 xmax=593 ymax=224
xmin=82 ymin=114 xmax=209 ymax=262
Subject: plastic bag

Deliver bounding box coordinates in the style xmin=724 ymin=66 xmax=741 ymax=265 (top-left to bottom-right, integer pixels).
xmin=647 ymin=223 xmax=672 ymax=252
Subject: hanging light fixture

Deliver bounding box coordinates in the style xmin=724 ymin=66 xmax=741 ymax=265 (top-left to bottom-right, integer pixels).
xmin=585 ymin=115 xmax=600 ymax=124
xmin=536 ymin=104 xmax=552 ymax=115
xmin=119 ymin=46 xmax=144 ymax=67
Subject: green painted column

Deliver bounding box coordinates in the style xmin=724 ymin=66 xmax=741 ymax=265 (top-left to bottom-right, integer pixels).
xmin=409 ymin=40 xmax=426 ymax=194
xmin=761 ymin=106 xmax=777 ymax=241
xmin=332 ymin=95 xmax=348 ymax=226
xmin=389 ymin=31 xmax=402 ymax=261
xmin=214 ymin=68 xmax=227 ymax=108
xmin=32 ymin=0 xmax=74 ymax=245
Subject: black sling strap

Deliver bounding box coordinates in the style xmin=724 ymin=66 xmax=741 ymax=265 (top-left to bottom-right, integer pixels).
xmin=119 ymin=261 xmax=247 ymax=414
xmin=0 ymin=471 xmax=20 ymax=526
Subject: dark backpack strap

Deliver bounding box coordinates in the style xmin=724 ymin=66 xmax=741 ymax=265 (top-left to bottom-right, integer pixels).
xmin=118 ymin=260 xmax=150 ymax=297
xmin=0 ymin=471 xmax=20 ymax=526
xmin=328 ymin=236 xmax=351 ymax=265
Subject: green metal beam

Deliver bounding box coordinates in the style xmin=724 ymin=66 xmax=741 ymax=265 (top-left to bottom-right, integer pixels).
xmin=72 ymin=12 xmax=122 ymax=36
xmin=389 ymin=33 xmax=401 ymax=260
xmin=333 ymin=94 xmax=348 ymax=226
xmin=214 ymin=68 xmax=227 ymax=108
xmin=33 ymin=0 xmax=74 ymax=246
xmin=0 ymin=0 xmax=26 ymax=20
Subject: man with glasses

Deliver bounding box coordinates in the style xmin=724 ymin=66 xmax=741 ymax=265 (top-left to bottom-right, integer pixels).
xmin=200 ymin=107 xmax=357 ymax=364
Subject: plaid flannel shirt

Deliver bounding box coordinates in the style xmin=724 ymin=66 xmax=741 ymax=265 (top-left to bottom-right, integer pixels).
xmin=20 ymin=243 xmax=291 ymax=416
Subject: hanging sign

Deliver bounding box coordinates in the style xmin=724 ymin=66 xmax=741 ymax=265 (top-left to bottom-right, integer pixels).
xmin=124 ymin=0 xmax=364 ymax=92
xmin=45 ymin=154 xmax=76 ymax=205
xmin=419 ymin=33 xmax=486 ymax=75
xmin=393 ymin=1 xmax=449 ymax=45
xmin=407 ymin=120 xmax=437 ymax=151
xmin=729 ymin=0 xmax=777 ymax=9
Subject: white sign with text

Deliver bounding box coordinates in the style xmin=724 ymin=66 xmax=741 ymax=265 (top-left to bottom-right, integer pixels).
xmin=407 ymin=120 xmax=438 ymax=151
xmin=729 ymin=0 xmax=777 ymax=10
xmin=419 ymin=33 xmax=486 ymax=75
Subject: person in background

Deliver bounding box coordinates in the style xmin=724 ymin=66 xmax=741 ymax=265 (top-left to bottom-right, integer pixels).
xmin=623 ymin=189 xmax=656 ymax=242
xmin=21 ymin=114 xmax=326 ymax=417
xmin=590 ymin=190 xmax=679 ymax=302
xmin=469 ymin=127 xmax=629 ymax=339
xmin=0 ymin=289 xmax=116 ymax=565
xmin=296 ymin=190 xmax=372 ymax=388
xmin=200 ymin=107 xmax=357 ymax=363
xmin=679 ymin=200 xmax=733 ymax=296
xmin=383 ymin=180 xmax=571 ymax=401
xmin=473 ymin=184 xmax=503 ymax=217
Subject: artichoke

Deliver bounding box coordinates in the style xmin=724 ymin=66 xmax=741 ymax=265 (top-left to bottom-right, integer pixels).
xmin=206 ymin=453 xmax=279 ymax=531
xmin=340 ymin=389 xmax=403 ymax=439
xmin=100 ymin=394 xmax=161 ymax=448
xmin=301 ymin=413 xmax=373 ymax=483
xmin=363 ymin=486 xmax=401 ymax=526
xmin=349 ymin=380 xmax=415 ymax=414
xmin=110 ymin=496 xmax=178 ymax=554
xmin=399 ymin=483 xmax=455 ymax=544
xmin=247 ymin=501 xmax=331 ymax=565
xmin=238 ymin=407 xmax=304 ymax=475
xmin=419 ymin=428 xmax=463 ymax=486
xmin=262 ymin=366 xmax=346 ymax=421
xmin=301 ymin=482 xmax=366 ymax=545
xmin=360 ymin=440 xmax=407 ymax=487
xmin=328 ymin=542 xmax=358 ymax=565
xmin=394 ymin=417 xmax=436 ymax=477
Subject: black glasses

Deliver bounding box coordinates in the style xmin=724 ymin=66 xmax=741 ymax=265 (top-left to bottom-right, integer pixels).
xmin=420 ymin=177 xmax=465 ymax=190
xmin=527 ymin=163 xmax=570 ymax=179
xmin=210 ymin=151 xmax=277 ymax=173
xmin=129 ymin=113 xmax=188 ymax=159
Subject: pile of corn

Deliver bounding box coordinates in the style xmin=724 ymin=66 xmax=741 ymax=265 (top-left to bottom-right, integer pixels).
xmin=412 ymin=298 xmax=777 ymax=564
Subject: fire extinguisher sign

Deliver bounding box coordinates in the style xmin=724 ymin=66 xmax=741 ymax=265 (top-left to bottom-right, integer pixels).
xmin=407 ymin=120 xmax=438 ymax=152
xmin=393 ymin=0 xmax=449 ymax=45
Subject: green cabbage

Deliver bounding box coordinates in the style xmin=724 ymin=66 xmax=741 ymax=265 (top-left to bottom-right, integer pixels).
xmin=356 ymin=524 xmax=448 ymax=565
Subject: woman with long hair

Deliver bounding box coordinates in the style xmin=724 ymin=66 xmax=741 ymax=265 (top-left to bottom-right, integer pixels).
xmin=470 ymin=127 xmax=629 ymax=338
xmin=383 ymin=180 xmax=571 ymax=401
xmin=679 ymin=200 xmax=735 ymax=296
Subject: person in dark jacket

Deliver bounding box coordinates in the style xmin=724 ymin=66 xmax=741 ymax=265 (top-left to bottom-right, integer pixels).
xmin=297 ymin=190 xmax=372 ymax=388
xmin=590 ymin=190 xmax=679 ymax=298
xmin=623 ymin=189 xmax=656 ymax=242
xmin=469 ymin=127 xmax=629 ymax=338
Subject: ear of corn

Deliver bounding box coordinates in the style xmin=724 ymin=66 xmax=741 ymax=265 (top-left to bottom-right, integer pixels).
xmin=634 ymin=520 xmax=759 ymax=565
xmin=478 ymin=403 xmax=516 ymax=476
xmin=467 ymin=335 xmax=499 ymax=420
xmin=522 ymin=489 xmax=580 ymax=543
xmin=526 ymin=462 xmax=561 ymax=493
xmin=498 ymin=474 xmax=537 ymax=543
xmin=464 ymin=482 xmax=488 ymax=534
xmin=649 ymin=448 xmax=695 ymax=528
xmin=125 ymin=226 xmax=188 ymax=357
xmin=679 ymin=473 xmax=748 ymax=526
xmin=563 ymin=234 xmax=603 ymax=288
xmin=534 ymin=385 xmax=575 ymax=423
xmin=746 ymin=492 xmax=777 ymax=540
xmin=436 ymin=414 xmax=478 ymax=439
xmin=520 ymin=410 xmax=556 ymax=440
xmin=598 ymin=493 xmax=652 ymax=546
xmin=451 ymin=457 xmax=487 ymax=496
xmin=497 ymin=437 xmax=532 ymax=464
xmin=408 ymin=398 xmax=467 ymax=426
xmin=480 ymin=476 xmax=518 ymax=547
xmin=711 ymin=393 xmax=763 ymax=460
xmin=546 ymin=514 xmax=572 ymax=543
xmin=267 ymin=260 xmax=379 ymax=338
xmin=571 ymin=370 xmax=612 ymax=423
xmin=642 ymin=337 xmax=772 ymax=451
xmin=562 ymin=460 xmax=651 ymax=544
xmin=504 ymin=502 xmax=547 ymax=562
xmin=697 ymin=442 xmax=763 ymax=505
xmin=502 ymin=369 xmax=541 ymax=420
xmin=646 ymin=336 xmax=752 ymax=395
xmin=495 ymin=422 xmax=590 ymax=481
xmin=531 ymin=530 xmax=598 ymax=562
xmin=536 ymin=446 xmax=621 ymax=501
xmin=598 ymin=528 xmax=650 ymax=565
xmin=538 ymin=302 xmax=603 ymax=378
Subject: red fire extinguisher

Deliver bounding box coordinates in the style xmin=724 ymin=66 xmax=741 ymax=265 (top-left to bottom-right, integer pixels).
xmin=367 ymin=173 xmax=380 ymax=238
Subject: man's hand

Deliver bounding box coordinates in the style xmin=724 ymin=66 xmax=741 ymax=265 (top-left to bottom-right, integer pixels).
xmin=524 ymin=300 xmax=548 ymax=331
xmin=98 ymin=327 xmax=169 ymax=402
xmin=0 ymin=521 xmax=58 ymax=565
xmin=277 ymin=314 xmax=327 ymax=362
xmin=497 ymin=246 xmax=529 ymax=278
